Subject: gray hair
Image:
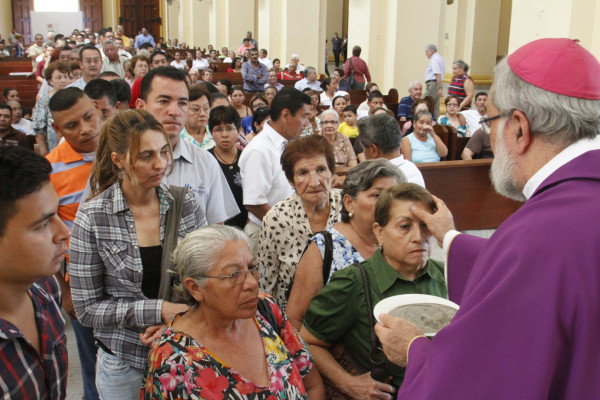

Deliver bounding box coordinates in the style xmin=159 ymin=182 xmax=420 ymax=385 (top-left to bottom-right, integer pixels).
xmin=246 ymin=31 xmax=253 ymax=35
xmin=358 ymin=114 xmax=402 ymax=154
xmin=290 ymin=53 xmax=300 ymax=61
xmin=320 ymin=108 xmax=339 ymax=122
xmin=408 ymin=80 xmax=421 ymax=91
xmin=340 ymin=159 xmax=406 ymax=222
xmin=103 ymin=40 xmax=115 ymax=49
xmin=493 ymin=57 xmax=600 ymax=146
xmin=453 ymin=59 xmax=469 ymax=73
xmin=189 ymin=67 xmax=200 ymax=75
xmin=305 ymin=66 xmax=316 ymax=75
xmin=171 ymin=225 xmax=248 ymax=303
xmin=426 ymin=44 xmax=437 ymax=53
xmin=44 ymin=41 xmax=56 ymax=49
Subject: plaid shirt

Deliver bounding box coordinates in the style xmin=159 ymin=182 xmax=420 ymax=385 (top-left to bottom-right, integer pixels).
xmin=0 ymin=277 xmax=67 ymax=399
xmin=69 ymin=182 xmax=205 ymax=370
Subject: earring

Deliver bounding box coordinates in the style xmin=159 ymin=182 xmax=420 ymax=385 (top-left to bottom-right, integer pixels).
xmin=118 ymin=169 xmax=125 ymax=180
xmin=379 ymin=243 xmax=383 ymax=251
xmin=349 ymin=212 xmax=354 ymax=218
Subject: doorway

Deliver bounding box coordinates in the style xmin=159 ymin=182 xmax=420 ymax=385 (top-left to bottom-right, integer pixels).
xmin=119 ymin=0 xmax=161 ymax=40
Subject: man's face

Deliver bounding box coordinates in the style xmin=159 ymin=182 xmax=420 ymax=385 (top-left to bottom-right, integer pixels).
xmin=307 ymin=69 xmax=317 ymax=82
xmin=246 ymin=32 xmax=252 ymax=40
xmin=104 ymin=31 xmax=115 ymax=41
xmin=115 ymin=38 xmax=124 ymax=50
xmin=142 ymin=28 xmax=148 ymax=35
xmin=0 ymin=182 xmax=71 ymax=285
xmin=79 ymin=48 xmax=103 ymax=80
xmin=93 ymin=95 xmax=117 ymax=120
xmin=196 ymin=50 xmax=202 ymax=59
xmin=425 ymin=49 xmax=433 ymax=59
xmin=0 ymin=108 xmax=12 ymax=131
xmin=151 ymin=54 xmax=168 ymax=69
xmin=202 ymin=70 xmax=213 ymax=82
xmin=259 ymin=50 xmax=266 ymax=58
xmin=8 ymin=102 xmax=21 ymax=123
xmin=104 ymin=43 xmax=119 ymax=62
xmin=136 ymin=77 xmax=189 ymax=146
xmin=116 ymin=25 xmax=124 ymax=35
xmin=35 ymin=35 xmax=44 ymax=47
xmin=174 ymin=52 xmax=181 ymax=61
xmin=58 ymin=49 xmax=71 ymax=64
xmin=475 ymin=94 xmax=488 ymax=115
xmin=249 ymin=50 xmax=259 ymax=63
xmin=51 ymin=96 xmax=101 ymax=153
xmin=368 ymin=97 xmax=384 ymax=112
xmin=281 ymin=104 xmax=310 ymax=140
xmin=288 ymin=64 xmax=297 ymax=74
xmin=409 ymin=83 xmax=423 ymax=100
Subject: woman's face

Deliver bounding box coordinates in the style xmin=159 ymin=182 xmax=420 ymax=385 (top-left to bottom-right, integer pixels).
xmin=321 ymin=114 xmax=339 ymax=136
xmin=123 ymin=130 xmax=170 ymax=191
xmin=133 ymin=60 xmax=149 ymax=79
xmin=332 ymin=71 xmax=340 ymax=83
xmin=452 ymin=64 xmax=464 ymax=77
xmin=71 ymin=68 xmax=83 ymax=80
xmin=446 ymin=98 xmax=459 ymax=116
xmin=189 ymin=71 xmax=200 ymax=82
xmin=211 ymin=122 xmax=239 ymax=152
xmin=374 ymin=200 xmax=432 ymax=272
xmin=202 ymin=70 xmax=213 ymax=82
xmin=265 ymin=87 xmax=277 ymax=103
xmin=333 ymin=98 xmax=347 ymax=115
xmin=197 ymin=240 xmax=259 ymax=321
xmin=414 ymin=114 xmax=433 ymax=136
xmin=346 ymin=176 xmax=398 ymax=230
xmin=235 ymin=59 xmax=243 ymax=69
xmin=291 ymin=154 xmax=333 ymax=207
xmin=49 ymin=69 xmax=71 ymax=90
xmin=310 ymin=94 xmax=319 ymax=107
xmin=268 ymin=70 xmax=277 ymax=83
xmin=231 ymin=90 xmax=245 ymax=106
xmin=187 ymin=95 xmax=210 ymax=130
xmin=250 ymin=98 xmax=267 ymax=112
xmin=273 ymin=60 xmax=280 ymax=69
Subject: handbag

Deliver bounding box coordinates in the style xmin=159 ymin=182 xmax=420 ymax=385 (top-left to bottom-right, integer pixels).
xmin=324 ymin=263 xmax=393 ymax=399
xmin=347 ymin=57 xmax=355 ymax=89
xmin=158 ymin=185 xmax=187 ymax=302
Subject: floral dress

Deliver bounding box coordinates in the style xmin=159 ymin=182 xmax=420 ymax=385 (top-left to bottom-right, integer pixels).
xmin=142 ymin=294 xmax=313 ymax=400
xmin=311 ymin=226 xmax=365 ymax=284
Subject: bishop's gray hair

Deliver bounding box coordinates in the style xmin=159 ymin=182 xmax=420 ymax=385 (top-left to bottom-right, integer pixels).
xmin=493 ymin=57 xmax=600 ymax=146
xmin=425 ymin=44 xmax=437 ymax=53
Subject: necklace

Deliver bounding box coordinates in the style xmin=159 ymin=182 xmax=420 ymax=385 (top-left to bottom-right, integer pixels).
xmin=214 ymin=148 xmax=239 ymax=170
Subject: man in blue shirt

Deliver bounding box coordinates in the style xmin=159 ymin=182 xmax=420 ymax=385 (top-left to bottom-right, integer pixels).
xmin=134 ymin=27 xmax=156 ymax=49
xmin=242 ymin=48 xmax=269 ymax=93
xmin=397 ymin=80 xmax=423 ymax=121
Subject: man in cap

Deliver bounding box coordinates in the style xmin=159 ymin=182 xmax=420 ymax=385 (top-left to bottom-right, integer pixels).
xmin=375 ymin=38 xmax=600 ymax=398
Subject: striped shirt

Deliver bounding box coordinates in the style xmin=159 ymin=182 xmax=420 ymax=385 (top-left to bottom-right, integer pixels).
xmin=0 ymin=277 xmax=67 ymax=400
xmin=448 ymin=74 xmax=472 ymax=108
xmin=69 ymin=182 xmax=205 ymax=370
xmin=46 ymin=140 xmax=94 ymax=230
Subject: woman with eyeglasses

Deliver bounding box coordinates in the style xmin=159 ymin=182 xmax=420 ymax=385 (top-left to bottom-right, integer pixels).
xmin=438 ymin=95 xmax=468 ymax=137
xmin=181 ymin=86 xmax=215 ymax=150
xmin=142 ymin=225 xmax=325 ymax=400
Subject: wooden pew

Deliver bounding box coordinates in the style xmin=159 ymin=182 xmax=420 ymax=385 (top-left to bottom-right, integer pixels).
xmin=417 ymin=159 xmax=521 ymax=230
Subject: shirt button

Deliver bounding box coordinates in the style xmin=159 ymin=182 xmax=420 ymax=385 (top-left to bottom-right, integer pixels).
xmin=134 ymin=245 xmax=138 ymax=249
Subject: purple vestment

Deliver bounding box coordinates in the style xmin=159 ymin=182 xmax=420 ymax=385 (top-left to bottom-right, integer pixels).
xmin=398 ymin=149 xmax=600 ymax=399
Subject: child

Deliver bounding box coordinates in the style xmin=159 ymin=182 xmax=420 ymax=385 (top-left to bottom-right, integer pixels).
xmin=338 ymin=104 xmax=358 ymax=138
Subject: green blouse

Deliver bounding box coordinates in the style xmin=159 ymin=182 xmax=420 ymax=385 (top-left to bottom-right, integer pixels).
xmin=303 ymin=249 xmax=447 ymax=387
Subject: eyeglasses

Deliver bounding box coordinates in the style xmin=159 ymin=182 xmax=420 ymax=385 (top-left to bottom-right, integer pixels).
xmin=321 ymin=120 xmax=338 ymax=125
xmin=199 ymin=266 xmax=261 ymax=285
xmin=446 ymin=103 xmax=458 ymax=108
xmin=479 ymin=112 xmax=512 ymax=134
xmin=189 ymin=105 xmax=210 ymax=114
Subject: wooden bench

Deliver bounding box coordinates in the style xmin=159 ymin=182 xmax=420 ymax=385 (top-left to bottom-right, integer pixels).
xmin=0 ymin=59 xmax=39 ymax=108
xmin=417 ymin=159 xmax=521 ymax=230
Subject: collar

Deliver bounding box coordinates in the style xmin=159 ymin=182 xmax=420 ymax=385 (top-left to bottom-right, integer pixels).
xmin=55 ymin=140 xmax=91 ymax=163
xmin=171 ymin=135 xmax=193 ymax=164
xmin=262 ymin=120 xmax=288 ymax=151
xmin=523 ymin=135 xmax=600 ymax=199
xmin=372 ymin=249 xmax=444 ymax=293
xmin=389 ymin=154 xmax=406 ymax=166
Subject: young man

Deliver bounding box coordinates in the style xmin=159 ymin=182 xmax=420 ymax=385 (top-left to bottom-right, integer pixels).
xmin=339 ymin=104 xmax=359 ymax=138
xmin=357 ymin=90 xmax=385 ymax=120
xmin=0 ymin=146 xmax=71 ymax=399
xmin=0 ymin=104 xmax=33 ymax=150
xmin=47 ymin=88 xmax=102 ymax=400
xmin=7 ymin=100 xmax=33 ymax=136
xmin=84 ymin=78 xmax=119 ymax=120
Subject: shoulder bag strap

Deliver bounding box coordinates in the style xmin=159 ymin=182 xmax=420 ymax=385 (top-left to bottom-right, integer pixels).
xmin=158 ymin=185 xmax=187 ymax=301
xmin=320 ymin=230 xmax=334 ymax=283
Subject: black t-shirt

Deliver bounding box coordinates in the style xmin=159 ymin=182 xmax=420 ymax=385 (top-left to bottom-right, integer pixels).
xmin=208 ymin=147 xmax=248 ymax=229
xmin=140 ymin=245 xmax=163 ymax=299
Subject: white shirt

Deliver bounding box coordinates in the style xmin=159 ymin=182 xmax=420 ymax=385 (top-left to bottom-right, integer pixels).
xmin=425 ymin=52 xmax=445 ymax=81
xmin=66 ymin=77 xmax=88 ymax=90
xmin=320 ymin=90 xmax=336 ymax=107
xmin=192 ymin=58 xmax=209 ymax=70
xmin=389 ymin=155 xmax=426 ymax=187
xmin=460 ymin=110 xmax=486 ymax=137
xmin=357 ymin=109 xmax=369 ymax=121
xmin=170 ymin=60 xmax=187 ymax=69
xmin=118 ymin=49 xmax=132 ymax=59
xmin=162 ymin=138 xmax=240 ymax=224
xmin=239 ymin=121 xmax=294 ymax=226
xmin=12 ymin=118 xmax=34 ymax=136
xmin=258 ymin=57 xmax=273 ymax=69
xmin=223 ymin=57 xmax=232 ymax=64
xmin=295 ymin=78 xmax=323 ymax=92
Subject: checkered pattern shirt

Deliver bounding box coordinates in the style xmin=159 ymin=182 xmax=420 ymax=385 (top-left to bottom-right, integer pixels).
xmin=69 ymin=182 xmax=205 ymax=370
xmin=0 ymin=277 xmax=67 ymax=399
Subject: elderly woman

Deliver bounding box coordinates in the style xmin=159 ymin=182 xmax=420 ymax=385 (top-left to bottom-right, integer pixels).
xmin=70 ymin=110 xmax=206 ymax=399
xmin=201 ymin=67 xmax=214 ymax=83
xmin=286 ymin=160 xmax=405 ymax=330
xmin=300 ymin=183 xmax=447 ymax=398
xmin=402 ymin=110 xmax=448 ymax=162
xmin=127 ymin=54 xmax=149 ymax=88
xmin=188 ymin=67 xmax=201 ymax=85
xmin=448 ymin=59 xmax=475 ymax=110
xmin=319 ymin=78 xmax=338 ymax=107
xmin=264 ymin=69 xmax=284 ymax=92
xmin=320 ymin=109 xmax=357 ymax=169
xmin=258 ymin=135 xmax=343 ymax=308
xmin=438 ymin=95 xmax=468 ymax=137
xmin=142 ymin=225 xmax=324 ymax=399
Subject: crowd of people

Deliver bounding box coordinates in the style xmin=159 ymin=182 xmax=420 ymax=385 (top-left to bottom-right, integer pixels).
xmin=1 ymin=23 xmax=599 ymax=400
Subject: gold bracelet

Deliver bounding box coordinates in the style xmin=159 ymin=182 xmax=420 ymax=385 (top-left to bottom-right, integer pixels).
xmin=406 ymin=335 xmax=427 ymax=363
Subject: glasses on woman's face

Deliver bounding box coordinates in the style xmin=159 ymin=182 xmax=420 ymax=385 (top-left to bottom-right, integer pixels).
xmin=446 ymin=103 xmax=458 ymax=108
xmin=189 ymin=105 xmax=210 ymax=115
xmin=199 ymin=266 xmax=261 ymax=285
xmin=321 ymin=119 xmax=338 ymax=125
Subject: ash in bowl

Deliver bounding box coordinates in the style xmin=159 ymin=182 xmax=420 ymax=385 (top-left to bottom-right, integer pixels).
xmin=389 ymin=303 xmax=457 ymax=334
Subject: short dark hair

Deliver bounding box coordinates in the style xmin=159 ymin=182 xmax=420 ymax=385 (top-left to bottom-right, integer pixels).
xmin=139 ymin=42 xmax=153 ymax=50
xmin=110 ymin=79 xmax=131 ymax=104
xmin=2 ymin=88 xmax=16 ymax=99
xmin=358 ymin=114 xmax=402 ymax=154
xmin=84 ymin=78 xmax=117 ymax=106
xmin=140 ymin=66 xmax=188 ymax=101
xmin=445 ymin=95 xmax=461 ymax=106
xmin=0 ymin=104 xmax=12 ymax=116
xmin=475 ymin=91 xmax=488 ymax=101
xmin=231 ymin=85 xmax=244 ymax=95
xmin=149 ymin=50 xmax=167 ymax=65
xmin=343 ymin=104 xmax=357 ymax=115
xmin=194 ymin=82 xmax=218 ymax=94
xmin=280 ymin=134 xmax=336 ymax=182
xmin=98 ymin=71 xmax=120 ymax=79
xmin=210 ymin=92 xmax=229 ymax=104
xmin=0 ymin=146 xmax=52 ymax=235
xmin=375 ymin=183 xmax=435 ymax=227
xmin=252 ymin=106 xmax=270 ymax=133
xmin=208 ymin=105 xmax=241 ymax=131
xmin=270 ymin=87 xmax=311 ymax=122
xmin=189 ymin=86 xmax=210 ymax=103
xmin=368 ymin=90 xmax=384 ymax=102
xmin=78 ymin=45 xmax=101 ymax=60
xmin=98 ymin=28 xmax=109 ymax=38
xmin=49 ymin=87 xmax=86 ymax=113
xmin=352 ymin=46 xmax=362 ymax=57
